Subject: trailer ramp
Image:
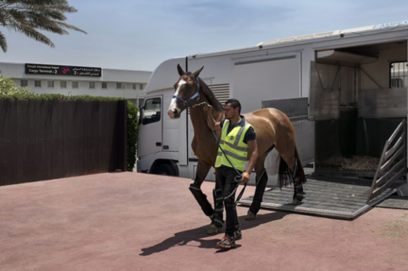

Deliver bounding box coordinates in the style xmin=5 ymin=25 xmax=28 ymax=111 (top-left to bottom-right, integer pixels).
xmin=240 ymin=120 xmax=407 ymax=220
xmin=239 ymin=176 xmax=405 ymax=220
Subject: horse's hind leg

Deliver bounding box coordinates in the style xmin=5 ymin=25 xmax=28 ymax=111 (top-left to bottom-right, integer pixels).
xmin=280 ymin=149 xmax=306 ymax=205
xmin=246 ymin=154 xmax=268 ymax=220
xmin=291 ymin=149 xmax=306 ymax=205
xmin=290 ymin=160 xmax=305 ymax=205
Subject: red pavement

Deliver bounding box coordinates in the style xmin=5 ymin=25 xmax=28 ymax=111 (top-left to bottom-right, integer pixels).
xmin=0 ymin=172 xmax=408 ymax=271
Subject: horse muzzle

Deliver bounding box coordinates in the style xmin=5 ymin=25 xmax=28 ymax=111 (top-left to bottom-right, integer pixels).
xmin=167 ymin=108 xmax=180 ymax=119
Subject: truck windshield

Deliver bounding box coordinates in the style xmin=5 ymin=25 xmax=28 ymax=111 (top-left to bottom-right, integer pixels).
xmin=141 ymin=98 xmax=161 ymax=125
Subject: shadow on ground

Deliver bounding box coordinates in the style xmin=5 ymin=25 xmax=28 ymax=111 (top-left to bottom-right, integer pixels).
xmin=139 ymin=211 xmax=287 ymax=256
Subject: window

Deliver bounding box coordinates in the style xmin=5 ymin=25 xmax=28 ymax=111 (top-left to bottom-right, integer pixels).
xmin=35 ymin=80 xmax=41 ymax=87
xmin=102 ymin=82 xmax=107 ymax=89
xmin=60 ymin=81 xmax=67 ymax=88
xmin=140 ymin=84 xmax=144 ymax=90
xmin=48 ymin=81 xmax=54 ymax=88
xmin=72 ymin=81 xmax=79 ymax=88
xmin=89 ymin=82 xmax=95 ymax=89
xmin=116 ymin=83 xmax=122 ymax=89
xmin=141 ymin=98 xmax=161 ymax=125
xmin=21 ymin=80 xmax=28 ymax=87
xmin=390 ymin=61 xmax=407 ymax=88
xmin=132 ymin=83 xmax=136 ymax=90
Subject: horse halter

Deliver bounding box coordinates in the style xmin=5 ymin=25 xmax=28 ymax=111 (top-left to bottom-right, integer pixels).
xmin=173 ymin=77 xmax=200 ymax=108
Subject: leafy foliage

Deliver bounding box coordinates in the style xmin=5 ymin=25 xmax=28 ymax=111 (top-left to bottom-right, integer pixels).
xmin=0 ymin=73 xmax=30 ymax=94
xmin=127 ymin=101 xmax=139 ymax=171
xmin=0 ymin=92 xmax=122 ymax=100
xmin=0 ymin=0 xmax=86 ymax=52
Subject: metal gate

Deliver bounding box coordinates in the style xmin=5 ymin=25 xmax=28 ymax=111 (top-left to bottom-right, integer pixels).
xmin=368 ymin=119 xmax=406 ymax=202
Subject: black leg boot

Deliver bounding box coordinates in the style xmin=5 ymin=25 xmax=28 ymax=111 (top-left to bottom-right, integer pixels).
xmin=189 ymin=183 xmax=214 ymax=217
xmin=207 ymin=189 xmax=224 ymax=235
xmin=291 ymin=161 xmax=305 ymax=205
xmin=247 ymin=169 xmax=267 ymax=220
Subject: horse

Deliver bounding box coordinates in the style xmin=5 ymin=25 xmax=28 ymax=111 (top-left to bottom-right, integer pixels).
xmin=167 ymin=64 xmax=306 ymax=234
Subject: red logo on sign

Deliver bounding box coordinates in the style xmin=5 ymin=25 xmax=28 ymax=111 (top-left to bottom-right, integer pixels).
xmin=61 ymin=67 xmax=70 ymax=74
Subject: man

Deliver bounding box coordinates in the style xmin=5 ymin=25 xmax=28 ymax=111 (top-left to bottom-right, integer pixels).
xmin=204 ymin=99 xmax=258 ymax=249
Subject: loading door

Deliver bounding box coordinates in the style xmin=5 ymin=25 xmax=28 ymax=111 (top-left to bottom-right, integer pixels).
xmin=309 ymin=61 xmax=340 ymax=121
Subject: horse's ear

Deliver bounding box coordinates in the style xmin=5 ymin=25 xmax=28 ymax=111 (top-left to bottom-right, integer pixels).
xmin=193 ymin=66 xmax=204 ymax=78
xmin=177 ymin=64 xmax=185 ymax=76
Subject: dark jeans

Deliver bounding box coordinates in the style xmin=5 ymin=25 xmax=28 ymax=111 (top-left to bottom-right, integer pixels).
xmin=216 ymin=165 xmax=241 ymax=237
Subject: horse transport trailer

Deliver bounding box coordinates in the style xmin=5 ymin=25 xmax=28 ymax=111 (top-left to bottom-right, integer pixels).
xmin=138 ymin=21 xmax=408 ymax=198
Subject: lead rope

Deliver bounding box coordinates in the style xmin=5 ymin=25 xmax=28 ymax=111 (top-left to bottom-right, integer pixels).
xmin=193 ymin=101 xmax=249 ymax=205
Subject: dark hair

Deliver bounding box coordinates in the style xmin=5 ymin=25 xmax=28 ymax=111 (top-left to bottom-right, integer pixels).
xmin=225 ymin=98 xmax=241 ymax=114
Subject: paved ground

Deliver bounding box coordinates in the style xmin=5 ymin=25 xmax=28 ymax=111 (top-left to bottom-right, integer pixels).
xmin=1 ymin=172 xmax=408 ymax=271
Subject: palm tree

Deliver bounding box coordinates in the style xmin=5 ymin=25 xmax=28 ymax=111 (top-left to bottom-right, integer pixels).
xmin=0 ymin=0 xmax=86 ymax=52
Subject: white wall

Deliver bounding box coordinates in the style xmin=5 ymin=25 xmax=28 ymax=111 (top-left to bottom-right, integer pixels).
xmin=0 ymin=62 xmax=152 ymax=100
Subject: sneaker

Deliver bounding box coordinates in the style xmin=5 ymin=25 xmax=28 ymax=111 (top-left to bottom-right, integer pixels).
xmin=234 ymin=230 xmax=242 ymax=241
xmin=216 ymin=235 xmax=236 ymax=249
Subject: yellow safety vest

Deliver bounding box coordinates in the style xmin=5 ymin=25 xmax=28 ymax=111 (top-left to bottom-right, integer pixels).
xmin=215 ymin=119 xmax=253 ymax=171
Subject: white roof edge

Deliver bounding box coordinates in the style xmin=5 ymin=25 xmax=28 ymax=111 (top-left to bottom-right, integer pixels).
xmin=187 ymin=20 xmax=408 ymax=60
xmin=186 ymin=45 xmax=260 ymax=60
xmin=259 ymin=20 xmax=408 ymax=47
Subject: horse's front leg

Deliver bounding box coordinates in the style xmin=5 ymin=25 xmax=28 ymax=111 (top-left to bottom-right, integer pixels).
xmin=189 ymin=160 xmax=214 ymax=219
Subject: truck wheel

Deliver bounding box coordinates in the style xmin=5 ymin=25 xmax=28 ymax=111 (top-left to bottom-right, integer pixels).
xmin=154 ymin=163 xmax=177 ymax=176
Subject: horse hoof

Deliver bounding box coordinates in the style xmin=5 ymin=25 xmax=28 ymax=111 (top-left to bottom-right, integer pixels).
xmin=291 ymin=198 xmax=303 ymax=205
xmin=245 ymin=211 xmax=256 ymax=221
xmin=206 ymin=224 xmax=219 ymax=235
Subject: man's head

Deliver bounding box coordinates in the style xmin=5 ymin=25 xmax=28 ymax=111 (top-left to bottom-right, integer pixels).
xmin=224 ymin=98 xmax=241 ymax=119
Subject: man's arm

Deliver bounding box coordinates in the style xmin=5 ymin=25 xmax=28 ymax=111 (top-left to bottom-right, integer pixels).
xmin=203 ymin=104 xmax=221 ymax=131
xmin=241 ymin=139 xmax=258 ymax=184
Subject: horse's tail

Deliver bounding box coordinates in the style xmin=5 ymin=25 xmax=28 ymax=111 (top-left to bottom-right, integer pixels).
xmin=294 ymin=147 xmax=307 ymax=185
xmin=278 ymin=147 xmax=307 ymax=188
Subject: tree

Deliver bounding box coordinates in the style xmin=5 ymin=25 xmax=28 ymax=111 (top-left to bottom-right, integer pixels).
xmin=0 ymin=72 xmax=30 ymax=94
xmin=0 ymin=0 xmax=86 ymax=52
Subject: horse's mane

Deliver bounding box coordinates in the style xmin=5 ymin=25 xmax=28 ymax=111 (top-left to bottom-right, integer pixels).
xmin=197 ymin=77 xmax=223 ymax=113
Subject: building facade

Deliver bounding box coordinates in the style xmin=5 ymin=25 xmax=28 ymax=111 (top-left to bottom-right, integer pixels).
xmin=0 ymin=62 xmax=152 ymax=106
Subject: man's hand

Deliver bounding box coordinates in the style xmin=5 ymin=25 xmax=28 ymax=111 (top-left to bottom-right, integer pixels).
xmin=241 ymin=172 xmax=250 ymax=184
xmin=203 ymin=103 xmax=212 ymax=113
xmin=203 ymin=104 xmax=222 ymax=131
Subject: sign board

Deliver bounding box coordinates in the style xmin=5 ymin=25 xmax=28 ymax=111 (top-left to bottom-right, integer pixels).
xmin=25 ymin=63 xmax=101 ymax=77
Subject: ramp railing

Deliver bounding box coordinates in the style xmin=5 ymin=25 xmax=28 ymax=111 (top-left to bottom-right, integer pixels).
xmin=367 ymin=119 xmax=407 ymax=202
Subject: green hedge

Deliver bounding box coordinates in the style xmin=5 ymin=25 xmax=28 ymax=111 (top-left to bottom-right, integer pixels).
xmin=0 ymin=93 xmax=139 ymax=171
xmin=126 ymin=101 xmax=138 ymax=171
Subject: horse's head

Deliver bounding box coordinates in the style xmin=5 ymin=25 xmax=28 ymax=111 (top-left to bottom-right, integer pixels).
xmin=167 ymin=64 xmax=204 ymax=119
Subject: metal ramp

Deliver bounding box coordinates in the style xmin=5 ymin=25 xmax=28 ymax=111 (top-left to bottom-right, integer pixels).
xmin=239 ymin=176 xmax=405 ymax=220
xmin=239 ymin=120 xmax=407 ymax=220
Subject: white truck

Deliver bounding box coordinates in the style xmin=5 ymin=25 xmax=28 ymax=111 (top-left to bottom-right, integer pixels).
xmin=138 ymin=21 xmax=408 ymax=188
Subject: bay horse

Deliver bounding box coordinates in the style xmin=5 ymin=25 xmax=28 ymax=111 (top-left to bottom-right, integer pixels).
xmin=167 ymin=64 xmax=306 ymax=234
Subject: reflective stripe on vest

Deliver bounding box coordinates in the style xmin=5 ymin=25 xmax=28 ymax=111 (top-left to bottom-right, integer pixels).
xmin=215 ymin=119 xmax=253 ymax=171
